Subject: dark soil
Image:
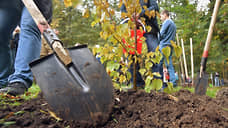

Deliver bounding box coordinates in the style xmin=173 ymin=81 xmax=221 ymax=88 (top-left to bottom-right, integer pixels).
xmin=216 ymin=88 xmax=228 ymax=108
xmin=0 ymin=89 xmax=228 ymax=128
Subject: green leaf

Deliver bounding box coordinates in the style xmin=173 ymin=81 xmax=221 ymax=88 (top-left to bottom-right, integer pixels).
xmin=3 ymin=121 xmax=16 ymax=127
xmin=151 ymin=79 xmax=163 ymax=91
xmin=151 ymin=51 xmax=162 ymax=64
xmin=91 ymin=21 xmax=97 ymax=27
xmin=152 ymin=72 xmax=161 ymax=77
xmin=145 ymin=76 xmax=153 ymax=87
xmin=106 ymin=61 xmax=120 ymax=71
xmin=162 ymin=47 xmax=171 ymax=65
xmin=139 ymin=68 xmax=146 ymax=76
xmin=113 ymin=83 xmax=121 ymax=90
xmin=144 ymin=77 xmax=153 ymax=93
xmin=174 ymin=46 xmax=182 ymax=58
xmin=145 ymin=62 xmax=153 ymax=69
xmin=110 ymin=71 xmax=120 ymax=78
xmin=145 ymin=76 xmax=153 ymax=93
xmin=14 ymin=111 xmax=25 ymax=115
xmin=164 ymin=82 xmax=174 ymax=94
xmin=167 ymin=82 xmax=174 ymax=91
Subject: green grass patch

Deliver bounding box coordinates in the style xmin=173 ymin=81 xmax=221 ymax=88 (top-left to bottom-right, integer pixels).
xmin=171 ymin=86 xmax=194 ymax=93
xmin=172 ymin=86 xmax=222 ymax=98
xmin=0 ymin=83 xmax=41 ymax=106
xmin=222 ymin=107 xmax=228 ymax=112
xmin=21 ymin=83 xmax=41 ymax=100
xmin=206 ymin=87 xmax=221 ymax=98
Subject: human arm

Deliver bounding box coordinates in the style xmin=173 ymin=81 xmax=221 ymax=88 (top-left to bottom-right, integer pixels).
xmin=140 ymin=0 xmax=159 ymax=17
xmin=160 ymin=21 xmax=169 ymax=40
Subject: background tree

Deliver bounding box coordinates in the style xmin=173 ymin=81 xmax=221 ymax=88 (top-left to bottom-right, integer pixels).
xmin=52 ymin=0 xmax=104 ymax=47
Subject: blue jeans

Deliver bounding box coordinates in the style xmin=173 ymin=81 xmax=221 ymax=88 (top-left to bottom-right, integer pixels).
xmin=0 ymin=2 xmax=41 ymax=88
xmin=144 ymin=33 xmax=160 ymax=74
xmin=144 ymin=33 xmax=159 ymax=52
xmin=158 ymin=46 xmax=177 ymax=86
xmin=214 ymin=77 xmax=220 ymax=87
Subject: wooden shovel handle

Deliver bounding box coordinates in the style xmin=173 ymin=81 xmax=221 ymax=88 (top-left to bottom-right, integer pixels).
xmin=22 ymin=0 xmax=72 ymax=66
xmin=200 ymin=0 xmax=221 ymax=73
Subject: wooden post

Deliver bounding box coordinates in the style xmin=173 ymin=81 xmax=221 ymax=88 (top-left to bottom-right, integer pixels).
xmin=176 ymin=34 xmax=185 ymax=85
xmin=190 ymin=38 xmax=194 ymax=85
xmin=181 ymin=39 xmax=189 ymax=81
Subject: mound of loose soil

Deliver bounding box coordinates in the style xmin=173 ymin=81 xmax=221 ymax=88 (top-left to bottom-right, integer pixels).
xmin=0 ymin=89 xmax=228 ymax=128
xmin=216 ymin=88 xmax=228 ymax=108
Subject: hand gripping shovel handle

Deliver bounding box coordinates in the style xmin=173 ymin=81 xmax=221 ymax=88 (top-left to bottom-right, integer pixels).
xmin=23 ymin=0 xmax=89 ymax=92
xmin=22 ymin=0 xmax=72 ymax=66
xmin=200 ymin=0 xmax=221 ymax=77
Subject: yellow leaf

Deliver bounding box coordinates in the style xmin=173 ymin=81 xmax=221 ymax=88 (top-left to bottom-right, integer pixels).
xmin=155 ymin=46 xmax=160 ymax=52
xmin=170 ymin=40 xmax=176 ymax=47
xmin=64 ymin=0 xmax=72 ymax=7
xmin=144 ymin=0 xmax=148 ymax=3
xmin=83 ymin=9 xmax=90 ymax=18
xmin=139 ymin=68 xmax=146 ymax=76
xmin=91 ymin=21 xmax=97 ymax=27
xmin=152 ymin=72 xmax=161 ymax=77
xmin=121 ymin=12 xmax=127 ymax=18
xmin=162 ymin=46 xmax=171 ymax=64
xmin=110 ymin=9 xmax=115 ymax=15
xmin=156 ymin=11 xmax=160 ymax=18
xmin=143 ymin=5 xmax=147 ymax=10
xmin=174 ymin=46 xmax=182 ymax=58
xmin=48 ymin=109 xmax=62 ymax=121
xmin=119 ymin=75 xmax=126 ymax=83
xmin=145 ymin=10 xmax=150 ymax=18
xmin=119 ymin=0 xmax=123 ymax=8
xmin=64 ymin=0 xmax=81 ymax=8
xmin=150 ymin=10 xmax=156 ymax=18
xmin=146 ymin=25 xmax=152 ymax=32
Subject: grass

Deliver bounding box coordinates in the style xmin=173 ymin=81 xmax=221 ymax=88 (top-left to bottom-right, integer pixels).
xmin=0 ymin=83 xmax=41 ymax=106
xmin=206 ymin=87 xmax=221 ymax=98
xmin=173 ymin=86 xmax=224 ymax=98
xmin=21 ymin=83 xmax=41 ymax=100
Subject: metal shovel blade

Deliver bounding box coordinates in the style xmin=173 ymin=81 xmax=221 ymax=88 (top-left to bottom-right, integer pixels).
xmin=194 ymin=72 xmax=209 ymax=95
xmin=30 ymin=45 xmax=113 ymax=122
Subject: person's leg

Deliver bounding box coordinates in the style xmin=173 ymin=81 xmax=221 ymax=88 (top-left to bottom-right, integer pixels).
xmin=144 ymin=33 xmax=161 ymax=77
xmin=8 ymin=7 xmax=42 ymax=88
xmin=166 ymin=49 xmax=177 ymax=87
xmin=159 ymin=46 xmax=177 ymax=87
xmin=0 ymin=4 xmax=22 ymax=88
xmin=215 ymin=77 xmax=218 ymax=86
xmin=144 ymin=33 xmax=159 ymax=52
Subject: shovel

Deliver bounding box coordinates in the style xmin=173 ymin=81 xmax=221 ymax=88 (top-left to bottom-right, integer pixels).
xmin=194 ymin=0 xmax=221 ymax=95
xmin=22 ymin=0 xmax=113 ymax=122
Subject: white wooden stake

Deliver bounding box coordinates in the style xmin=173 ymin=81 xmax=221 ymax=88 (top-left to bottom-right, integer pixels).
xmin=181 ymin=39 xmax=189 ymax=79
xmin=176 ymin=34 xmax=185 ymax=84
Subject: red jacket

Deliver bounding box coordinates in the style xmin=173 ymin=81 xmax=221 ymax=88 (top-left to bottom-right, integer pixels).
xmin=123 ymin=29 xmax=145 ymax=55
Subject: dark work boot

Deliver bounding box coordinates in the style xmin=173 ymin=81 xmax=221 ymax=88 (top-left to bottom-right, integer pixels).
xmin=0 ymin=82 xmax=27 ymax=96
